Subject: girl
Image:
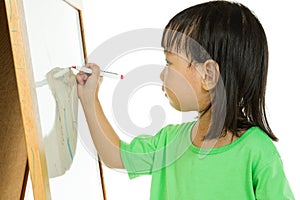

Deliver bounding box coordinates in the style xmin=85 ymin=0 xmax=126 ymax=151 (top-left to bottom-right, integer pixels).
xmin=77 ymin=1 xmax=294 ymax=199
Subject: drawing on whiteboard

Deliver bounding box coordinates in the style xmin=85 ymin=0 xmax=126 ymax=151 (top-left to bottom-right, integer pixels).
xmin=41 ymin=67 xmax=78 ymax=178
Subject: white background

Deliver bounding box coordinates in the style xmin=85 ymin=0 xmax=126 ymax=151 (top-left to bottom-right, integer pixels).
xmin=24 ymin=0 xmax=300 ymax=199
xmin=82 ymin=0 xmax=300 ymax=199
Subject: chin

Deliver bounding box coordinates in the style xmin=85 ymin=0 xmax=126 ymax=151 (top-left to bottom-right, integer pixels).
xmin=168 ymin=101 xmax=181 ymax=111
xmin=170 ymin=102 xmax=199 ymax=112
xmin=169 ymin=101 xmax=188 ymax=112
xmin=172 ymin=106 xmax=182 ymax=112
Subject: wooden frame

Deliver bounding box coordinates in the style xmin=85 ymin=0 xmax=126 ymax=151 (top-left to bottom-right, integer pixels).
xmin=0 ymin=0 xmax=106 ymax=199
xmin=1 ymin=0 xmax=50 ymax=199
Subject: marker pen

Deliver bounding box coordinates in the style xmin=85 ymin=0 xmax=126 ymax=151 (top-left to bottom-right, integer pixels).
xmin=71 ymin=66 xmax=124 ymax=79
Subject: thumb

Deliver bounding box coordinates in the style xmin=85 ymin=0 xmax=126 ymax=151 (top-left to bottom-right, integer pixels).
xmin=85 ymin=63 xmax=101 ymax=77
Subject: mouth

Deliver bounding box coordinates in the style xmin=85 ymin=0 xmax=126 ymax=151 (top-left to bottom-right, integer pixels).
xmin=162 ymin=86 xmax=167 ymax=97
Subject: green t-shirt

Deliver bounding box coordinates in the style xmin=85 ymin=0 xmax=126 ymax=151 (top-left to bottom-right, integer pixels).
xmin=120 ymin=121 xmax=294 ymax=200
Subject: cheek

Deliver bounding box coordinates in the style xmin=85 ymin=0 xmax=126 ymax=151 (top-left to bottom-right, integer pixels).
xmin=163 ymin=68 xmax=200 ymax=111
xmin=163 ymin=68 xmax=183 ymax=96
xmin=163 ymin=68 xmax=195 ymax=95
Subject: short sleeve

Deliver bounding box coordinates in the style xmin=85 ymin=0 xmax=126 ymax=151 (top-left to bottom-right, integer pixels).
xmin=119 ymin=137 xmax=155 ymax=179
xmin=120 ymin=127 xmax=168 ymax=179
xmin=254 ymin=155 xmax=295 ymax=199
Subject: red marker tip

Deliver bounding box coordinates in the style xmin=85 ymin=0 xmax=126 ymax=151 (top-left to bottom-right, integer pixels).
xmin=121 ymin=75 xmax=124 ymax=79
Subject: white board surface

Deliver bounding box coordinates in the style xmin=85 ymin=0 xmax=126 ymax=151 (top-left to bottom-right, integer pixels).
xmin=22 ymin=0 xmax=103 ymax=199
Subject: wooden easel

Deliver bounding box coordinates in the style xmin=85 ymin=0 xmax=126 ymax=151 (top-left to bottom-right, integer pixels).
xmin=0 ymin=0 xmax=106 ymax=199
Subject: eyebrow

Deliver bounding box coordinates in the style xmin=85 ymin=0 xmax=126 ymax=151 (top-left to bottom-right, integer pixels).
xmin=164 ymin=50 xmax=174 ymax=56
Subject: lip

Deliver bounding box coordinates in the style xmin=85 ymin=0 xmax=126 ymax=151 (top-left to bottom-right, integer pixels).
xmin=161 ymin=86 xmax=167 ymax=97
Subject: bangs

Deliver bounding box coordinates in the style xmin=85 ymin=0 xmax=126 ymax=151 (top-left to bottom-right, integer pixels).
xmin=161 ymin=20 xmax=211 ymax=63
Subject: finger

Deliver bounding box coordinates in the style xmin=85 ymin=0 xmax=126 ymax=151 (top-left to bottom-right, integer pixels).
xmin=78 ymin=70 xmax=86 ymax=75
xmin=76 ymin=73 xmax=85 ymax=85
xmin=76 ymin=77 xmax=84 ymax=85
xmin=82 ymin=73 xmax=88 ymax=81
xmin=85 ymin=63 xmax=100 ymax=75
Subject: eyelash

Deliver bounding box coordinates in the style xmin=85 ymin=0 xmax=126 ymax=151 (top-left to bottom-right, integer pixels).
xmin=166 ymin=60 xmax=171 ymax=66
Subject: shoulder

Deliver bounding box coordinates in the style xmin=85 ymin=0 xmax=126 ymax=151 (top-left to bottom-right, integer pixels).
xmin=161 ymin=121 xmax=196 ymax=133
xmin=153 ymin=121 xmax=196 ymax=139
xmin=124 ymin=121 xmax=196 ymax=149
xmin=148 ymin=121 xmax=196 ymax=148
xmin=244 ymin=126 xmax=278 ymax=153
xmin=242 ymin=126 xmax=280 ymax=170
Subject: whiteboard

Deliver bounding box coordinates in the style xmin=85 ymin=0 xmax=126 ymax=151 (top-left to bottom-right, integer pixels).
xmin=22 ymin=0 xmax=103 ymax=199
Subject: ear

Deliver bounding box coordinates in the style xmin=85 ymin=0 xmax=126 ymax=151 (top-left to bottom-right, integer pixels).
xmin=201 ymin=59 xmax=220 ymax=91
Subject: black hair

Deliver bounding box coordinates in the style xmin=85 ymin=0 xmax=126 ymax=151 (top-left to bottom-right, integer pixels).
xmin=161 ymin=1 xmax=278 ymax=141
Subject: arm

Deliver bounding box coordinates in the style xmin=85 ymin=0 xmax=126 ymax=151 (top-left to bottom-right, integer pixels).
xmin=76 ymin=63 xmax=124 ymax=169
xmin=254 ymin=155 xmax=294 ymax=199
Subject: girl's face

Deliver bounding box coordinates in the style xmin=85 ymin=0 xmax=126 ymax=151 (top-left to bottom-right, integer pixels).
xmin=160 ymin=52 xmax=211 ymax=112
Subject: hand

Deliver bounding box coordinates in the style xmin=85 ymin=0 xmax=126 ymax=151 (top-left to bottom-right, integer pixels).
xmin=76 ymin=63 xmax=103 ymax=100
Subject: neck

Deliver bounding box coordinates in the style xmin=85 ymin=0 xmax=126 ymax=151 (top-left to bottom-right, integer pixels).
xmin=192 ymin=110 xmax=212 ymax=141
xmin=191 ymin=110 xmax=236 ymax=148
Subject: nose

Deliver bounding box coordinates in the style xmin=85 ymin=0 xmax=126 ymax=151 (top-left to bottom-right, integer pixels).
xmin=160 ymin=67 xmax=166 ymax=82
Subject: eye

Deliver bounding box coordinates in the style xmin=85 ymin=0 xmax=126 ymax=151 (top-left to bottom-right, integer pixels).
xmin=165 ymin=60 xmax=171 ymax=66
